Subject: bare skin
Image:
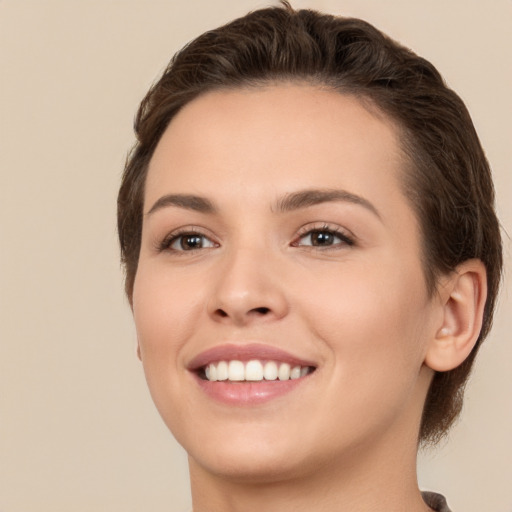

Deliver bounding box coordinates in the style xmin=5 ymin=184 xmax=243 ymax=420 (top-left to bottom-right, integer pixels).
xmin=132 ymin=84 xmax=485 ymax=512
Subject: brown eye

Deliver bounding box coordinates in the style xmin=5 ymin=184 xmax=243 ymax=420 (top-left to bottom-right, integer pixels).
xmin=310 ymin=231 xmax=335 ymax=246
xmin=179 ymin=235 xmax=204 ymax=250
xmin=299 ymin=230 xmax=340 ymax=247
xmin=167 ymin=233 xmax=216 ymax=251
xmin=296 ymin=228 xmax=354 ymax=248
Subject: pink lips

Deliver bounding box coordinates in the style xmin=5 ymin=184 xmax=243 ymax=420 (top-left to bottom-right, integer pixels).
xmin=188 ymin=343 xmax=316 ymax=406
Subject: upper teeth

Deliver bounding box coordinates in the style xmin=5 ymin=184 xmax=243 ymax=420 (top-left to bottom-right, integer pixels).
xmin=204 ymin=360 xmax=310 ymax=382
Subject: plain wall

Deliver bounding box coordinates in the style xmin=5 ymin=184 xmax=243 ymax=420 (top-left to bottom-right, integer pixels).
xmin=1 ymin=1 xmax=510 ymax=511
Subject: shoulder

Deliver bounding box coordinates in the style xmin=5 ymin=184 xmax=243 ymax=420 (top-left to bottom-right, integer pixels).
xmin=421 ymin=491 xmax=452 ymax=512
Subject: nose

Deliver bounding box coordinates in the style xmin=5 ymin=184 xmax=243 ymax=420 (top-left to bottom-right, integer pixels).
xmin=207 ymin=246 xmax=289 ymax=326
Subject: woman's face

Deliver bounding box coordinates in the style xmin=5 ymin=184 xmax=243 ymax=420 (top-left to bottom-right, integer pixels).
xmin=132 ymin=84 xmax=440 ymax=481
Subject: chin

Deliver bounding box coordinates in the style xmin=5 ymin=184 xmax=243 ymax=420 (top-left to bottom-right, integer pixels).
xmin=182 ymin=422 xmax=315 ymax=483
xmin=190 ymin=447 xmax=309 ymax=484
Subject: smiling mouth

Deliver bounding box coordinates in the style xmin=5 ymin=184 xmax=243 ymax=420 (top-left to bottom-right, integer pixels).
xmin=199 ymin=360 xmax=316 ymax=382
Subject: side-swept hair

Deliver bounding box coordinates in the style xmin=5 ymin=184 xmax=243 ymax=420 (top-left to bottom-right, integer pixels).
xmin=118 ymin=2 xmax=502 ymax=444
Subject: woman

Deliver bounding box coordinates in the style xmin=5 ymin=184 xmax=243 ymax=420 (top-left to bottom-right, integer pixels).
xmin=117 ymin=3 xmax=502 ymax=511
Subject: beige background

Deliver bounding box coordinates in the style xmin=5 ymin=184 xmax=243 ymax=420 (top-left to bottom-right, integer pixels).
xmin=0 ymin=1 xmax=510 ymax=511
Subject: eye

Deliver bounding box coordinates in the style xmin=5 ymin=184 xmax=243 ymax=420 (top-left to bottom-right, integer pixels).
xmin=294 ymin=226 xmax=354 ymax=248
xmin=160 ymin=231 xmax=217 ymax=252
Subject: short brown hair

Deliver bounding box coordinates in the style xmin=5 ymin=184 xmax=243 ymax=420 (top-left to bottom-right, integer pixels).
xmin=118 ymin=2 xmax=502 ymax=445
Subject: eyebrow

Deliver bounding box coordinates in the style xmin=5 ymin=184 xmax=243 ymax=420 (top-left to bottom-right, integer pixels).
xmin=274 ymin=188 xmax=381 ymax=218
xmin=146 ymin=188 xmax=380 ymax=219
xmin=146 ymin=194 xmax=216 ymax=216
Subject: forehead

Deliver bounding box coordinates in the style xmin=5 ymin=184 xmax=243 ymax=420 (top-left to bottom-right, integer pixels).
xmin=145 ymin=84 xmax=408 ymax=220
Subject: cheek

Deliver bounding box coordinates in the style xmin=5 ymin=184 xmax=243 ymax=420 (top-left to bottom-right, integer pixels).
xmin=131 ymin=263 xmax=205 ymax=427
xmin=132 ymin=263 xmax=204 ymax=366
xmin=298 ymin=259 xmax=431 ymax=380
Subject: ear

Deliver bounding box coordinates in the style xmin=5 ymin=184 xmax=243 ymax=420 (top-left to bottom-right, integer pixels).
xmin=136 ymin=343 xmax=142 ymax=361
xmin=424 ymin=259 xmax=487 ymax=372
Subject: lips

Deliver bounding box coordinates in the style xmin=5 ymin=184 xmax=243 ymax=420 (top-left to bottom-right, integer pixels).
xmin=187 ymin=343 xmax=317 ymax=405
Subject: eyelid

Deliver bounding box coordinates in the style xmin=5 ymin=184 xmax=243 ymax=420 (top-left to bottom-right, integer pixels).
xmin=156 ymin=225 xmax=219 ymax=253
xmin=291 ymin=222 xmax=356 ymax=248
xmin=154 ymin=222 xmax=355 ymax=253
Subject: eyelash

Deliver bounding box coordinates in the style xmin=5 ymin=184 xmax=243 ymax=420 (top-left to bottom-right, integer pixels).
xmin=157 ymin=223 xmax=355 ymax=254
xmin=292 ymin=223 xmax=355 ymax=249
xmin=158 ymin=227 xmax=218 ymax=253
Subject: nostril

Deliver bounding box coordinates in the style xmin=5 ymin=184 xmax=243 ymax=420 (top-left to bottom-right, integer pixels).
xmin=211 ymin=306 xmax=273 ymax=322
xmin=252 ymin=307 xmax=270 ymax=315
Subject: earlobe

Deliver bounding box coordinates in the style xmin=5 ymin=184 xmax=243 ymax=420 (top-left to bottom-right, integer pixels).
xmin=424 ymin=259 xmax=487 ymax=372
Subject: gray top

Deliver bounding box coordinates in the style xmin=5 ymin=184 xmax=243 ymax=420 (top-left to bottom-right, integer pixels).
xmin=422 ymin=491 xmax=452 ymax=512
